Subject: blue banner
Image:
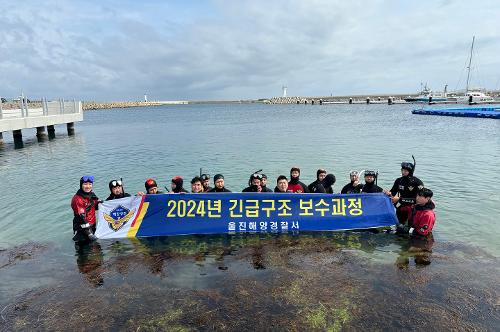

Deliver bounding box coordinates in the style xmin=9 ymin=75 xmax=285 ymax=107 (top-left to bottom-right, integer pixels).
xmin=96 ymin=193 xmax=397 ymax=239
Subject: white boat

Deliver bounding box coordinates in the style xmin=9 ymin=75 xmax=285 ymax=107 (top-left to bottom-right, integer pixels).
xmin=405 ymin=84 xmax=450 ymax=103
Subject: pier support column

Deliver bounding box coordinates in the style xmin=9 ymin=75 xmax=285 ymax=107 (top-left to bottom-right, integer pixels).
xmin=47 ymin=125 xmax=56 ymax=139
xmin=67 ymin=122 xmax=75 ymax=136
xmin=36 ymin=126 xmax=47 ymax=141
xmin=13 ymin=130 xmax=24 ymax=149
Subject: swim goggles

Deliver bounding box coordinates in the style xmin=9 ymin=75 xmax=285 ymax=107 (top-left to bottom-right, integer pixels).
xmin=110 ymin=180 xmax=122 ymax=187
xmin=82 ymin=175 xmax=94 ymax=183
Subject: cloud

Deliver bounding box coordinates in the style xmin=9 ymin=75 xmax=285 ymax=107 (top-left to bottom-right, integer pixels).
xmin=1 ymin=0 xmax=499 ymax=101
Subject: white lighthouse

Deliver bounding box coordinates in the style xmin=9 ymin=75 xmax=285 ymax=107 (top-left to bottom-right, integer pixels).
xmin=144 ymin=94 xmax=148 ymax=102
xmin=282 ymin=86 xmax=287 ymax=97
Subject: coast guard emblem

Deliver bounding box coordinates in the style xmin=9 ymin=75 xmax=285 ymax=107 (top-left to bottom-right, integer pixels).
xmin=104 ymin=205 xmax=135 ymax=231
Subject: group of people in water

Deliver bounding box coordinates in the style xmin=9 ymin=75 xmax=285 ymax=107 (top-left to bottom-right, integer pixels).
xmin=71 ymin=159 xmax=436 ymax=243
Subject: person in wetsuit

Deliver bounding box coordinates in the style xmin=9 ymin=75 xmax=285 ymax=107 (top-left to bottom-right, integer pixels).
xmin=260 ymin=174 xmax=273 ymax=192
xmin=145 ymin=178 xmax=163 ymax=194
xmin=242 ymin=173 xmax=263 ymax=192
xmin=274 ymin=175 xmax=291 ymax=193
xmin=390 ymin=161 xmax=424 ymax=224
xmin=201 ymin=174 xmax=212 ymax=192
xmin=105 ymin=179 xmax=131 ymax=201
xmin=287 ymin=167 xmax=309 ymax=193
xmin=71 ymin=176 xmax=100 ymax=242
xmin=308 ymin=169 xmax=327 ymax=193
xmin=397 ymin=187 xmax=436 ymax=236
xmin=341 ymin=171 xmax=363 ymax=194
xmin=191 ymin=176 xmax=204 ymax=193
xmin=360 ymin=171 xmax=384 ymax=193
xmin=171 ymin=176 xmax=188 ymax=193
xmin=208 ymin=174 xmax=231 ymax=192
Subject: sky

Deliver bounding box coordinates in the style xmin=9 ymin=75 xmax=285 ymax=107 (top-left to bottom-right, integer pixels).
xmin=1 ymin=0 xmax=500 ymax=101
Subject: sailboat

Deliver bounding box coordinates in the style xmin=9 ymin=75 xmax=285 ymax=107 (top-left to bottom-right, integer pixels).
xmin=456 ymin=36 xmax=495 ymax=104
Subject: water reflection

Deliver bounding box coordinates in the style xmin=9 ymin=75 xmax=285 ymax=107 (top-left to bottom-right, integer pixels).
xmin=75 ymin=241 xmax=104 ymax=287
xmin=395 ymin=234 xmax=434 ymax=268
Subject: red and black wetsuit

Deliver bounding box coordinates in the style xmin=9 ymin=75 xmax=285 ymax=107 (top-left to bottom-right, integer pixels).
xmin=410 ymin=201 xmax=436 ymax=237
xmin=288 ymin=177 xmax=309 ymax=193
xmin=71 ymin=189 xmax=99 ymax=233
xmin=390 ymin=175 xmax=424 ymax=223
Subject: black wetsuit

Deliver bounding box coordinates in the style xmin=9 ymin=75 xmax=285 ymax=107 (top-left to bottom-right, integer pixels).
xmin=105 ymin=192 xmax=131 ymax=201
xmin=261 ymin=186 xmax=273 ymax=192
xmin=308 ymin=174 xmax=335 ymax=194
xmin=341 ymin=182 xmax=363 ymax=194
xmin=360 ymin=182 xmax=384 ymax=193
xmin=390 ymin=174 xmax=424 ymax=223
xmin=390 ymin=175 xmax=424 ymax=205
xmin=242 ymin=185 xmax=260 ymax=192
xmin=308 ymin=181 xmax=327 ymax=193
xmin=208 ymin=187 xmax=232 ymax=193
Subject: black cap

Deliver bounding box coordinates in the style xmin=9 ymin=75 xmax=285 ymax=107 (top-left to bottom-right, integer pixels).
xmin=417 ymin=187 xmax=433 ymax=198
xmin=200 ymin=174 xmax=210 ymax=181
xmin=214 ymin=174 xmax=224 ymax=182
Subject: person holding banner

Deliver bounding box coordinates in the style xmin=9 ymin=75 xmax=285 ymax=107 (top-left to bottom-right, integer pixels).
xmin=260 ymin=174 xmax=273 ymax=192
xmin=287 ymin=167 xmax=309 ymax=193
xmin=71 ymin=176 xmax=99 ymax=242
xmin=200 ymin=174 xmax=212 ymax=192
xmin=208 ymin=174 xmax=231 ymax=192
xmin=341 ymin=171 xmax=363 ymax=194
xmin=191 ymin=176 xmax=204 ymax=193
xmin=106 ymin=179 xmax=131 ymax=201
xmin=360 ymin=171 xmax=384 ymax=193
xmin=171 ymin=176 xmax=189 ymax=193
xmin=390 ymin=160 xmax=424 ymax=224
xmin=397 ymin=188 xmax=436 ymax=237
xmin=242 ymin=173 xmax=263 ymax=192
xmin=274 ymin=175 xmax=291 ymax=193
xmin=145 ymin=178 xmax=163 ymax=194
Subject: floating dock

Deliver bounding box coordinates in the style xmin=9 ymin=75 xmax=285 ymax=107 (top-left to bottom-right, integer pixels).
xmin=412 ymin=107 xmax=500 ymax=119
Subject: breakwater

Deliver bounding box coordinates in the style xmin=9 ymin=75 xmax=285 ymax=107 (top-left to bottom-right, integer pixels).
xmin=1 ymin=100 xmax=188 ymax=111
xmin=268 ymin=94 xmax=409 ymax=104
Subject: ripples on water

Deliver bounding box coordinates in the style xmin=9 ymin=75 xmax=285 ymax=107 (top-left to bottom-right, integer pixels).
xmin=0 ymin=103 xmax=499 ymax=255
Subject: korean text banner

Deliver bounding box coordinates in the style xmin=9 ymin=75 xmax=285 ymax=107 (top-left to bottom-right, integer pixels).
xmin=96 ymin=193 xmax=398 ymax=239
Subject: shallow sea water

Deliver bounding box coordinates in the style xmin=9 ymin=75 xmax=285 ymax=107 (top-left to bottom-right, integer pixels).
xmin=0 ymin=103 xmax=499 ymax=330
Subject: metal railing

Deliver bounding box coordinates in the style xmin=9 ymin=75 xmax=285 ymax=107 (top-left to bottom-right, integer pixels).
xmin=0 ymin=99 xmax=81 ymax=120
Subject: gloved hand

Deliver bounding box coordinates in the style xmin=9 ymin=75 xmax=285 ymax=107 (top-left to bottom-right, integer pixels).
xmin=396 ymin=224 xmax=410 ymax=234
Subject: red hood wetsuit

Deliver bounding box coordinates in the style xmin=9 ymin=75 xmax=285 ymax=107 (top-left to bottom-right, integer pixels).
xmin=71 ymin=189 xmax=99 ymax=230
xmin=288 ymin=177 xmax=309 ymax=193
xmin=410 ymin=200 xmax=436 ymax=237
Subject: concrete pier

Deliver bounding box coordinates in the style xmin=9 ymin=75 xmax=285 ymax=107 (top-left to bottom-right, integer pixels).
xmin=67 ymin=122 xmax=75 ymax=135
xmin=36 ymin=126 xmax=47 ymax=141
xmin=13 ymin=130 xmax=23 ymax=148
xmin=0 ymin=100 xmax=83 ymax=146
xmin=48 ymin=125 xmax=55 ymax=139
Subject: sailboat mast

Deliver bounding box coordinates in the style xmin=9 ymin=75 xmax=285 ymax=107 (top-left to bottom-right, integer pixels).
xmin=465 ymin=36 xmax=475 ymax=94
